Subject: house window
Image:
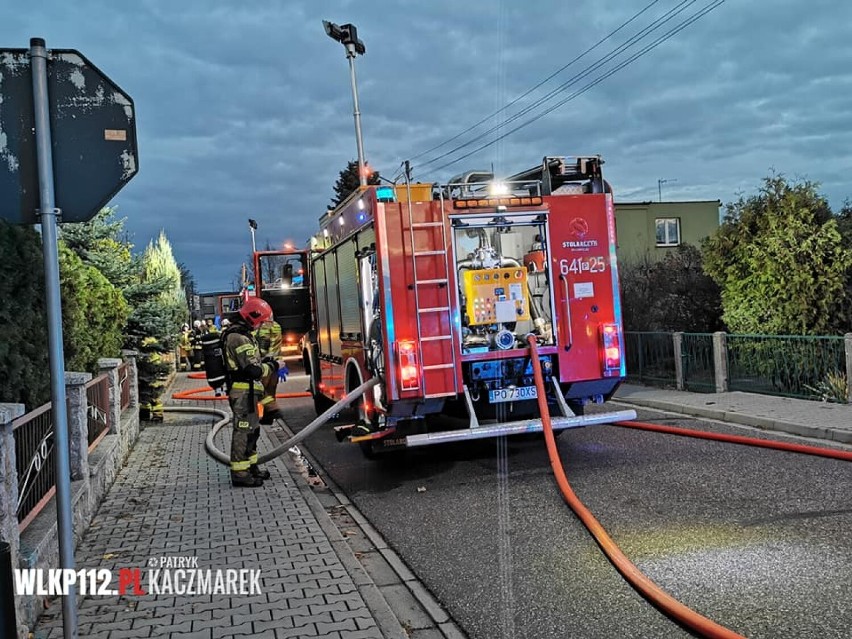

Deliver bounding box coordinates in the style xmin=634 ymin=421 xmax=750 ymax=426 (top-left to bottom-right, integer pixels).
xmin=655 ymin=218 xmax=680 ymax=247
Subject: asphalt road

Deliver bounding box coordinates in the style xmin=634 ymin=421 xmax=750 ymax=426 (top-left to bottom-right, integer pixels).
xmin=276 ymin=372 xmax=852 ymax=639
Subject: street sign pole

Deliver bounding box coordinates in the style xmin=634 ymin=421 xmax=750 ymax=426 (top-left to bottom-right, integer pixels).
xmin=29 ymin=37 xmax=78 ymax=639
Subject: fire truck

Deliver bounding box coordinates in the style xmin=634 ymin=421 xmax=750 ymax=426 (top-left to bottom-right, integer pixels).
xmin=252 ymin=249 xmax=312 ymax=355
xmin=303 ymin=156 xmax=634 ymax=455
xmin=217 ymin=293 xmax=244 ymax=319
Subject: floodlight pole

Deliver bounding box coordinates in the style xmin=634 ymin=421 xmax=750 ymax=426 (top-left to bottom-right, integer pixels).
xmin=346 ymin=44 xmax=367 ymax=188
xmin=248 ymin=218 xmax=257 ymax=254
xmin=324 ymin=20 xmax=368 ymax=188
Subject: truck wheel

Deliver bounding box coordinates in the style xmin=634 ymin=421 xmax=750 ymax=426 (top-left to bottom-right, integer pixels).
xmin=310 ymin=376 xmax=334 ymax=414
xmin=359 ymin=440 xmax=378 ymax=460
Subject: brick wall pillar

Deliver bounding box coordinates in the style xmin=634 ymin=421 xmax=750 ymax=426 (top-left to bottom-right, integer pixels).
xmin=0 ymin=404 xmax=27 ymax=637
xmin=65 ymin=372 xmax=92 ymax=481
xmin=98 ymin=358 xmax=123 ymax=437
xmin=121 ymin=350 xmax=139 ymax=409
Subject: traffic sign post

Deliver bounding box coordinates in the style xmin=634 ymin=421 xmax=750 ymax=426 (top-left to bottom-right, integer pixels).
xmin=1 ymin=38 xmax=139 ymax=639
xmin=28 ymin=37 xmax=79 ymax=639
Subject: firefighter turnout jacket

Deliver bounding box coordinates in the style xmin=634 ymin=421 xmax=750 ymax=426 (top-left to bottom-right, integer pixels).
xmin=255 ymin=320 xmax=282 ymax=358
xmin=223 ymin=323 xmax=277 ymax=478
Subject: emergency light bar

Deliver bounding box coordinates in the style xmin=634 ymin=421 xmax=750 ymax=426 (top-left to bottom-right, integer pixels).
xmin=376 ymin=186 xmax=395 ymax=202
xmin=454 ymin=196 xmax=543 ymax=209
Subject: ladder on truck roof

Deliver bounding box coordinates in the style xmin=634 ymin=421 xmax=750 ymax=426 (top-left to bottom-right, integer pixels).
xmin=406 ymin=188 xmax=459 ymax=399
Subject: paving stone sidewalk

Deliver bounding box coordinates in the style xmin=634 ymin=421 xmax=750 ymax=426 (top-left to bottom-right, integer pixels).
xmin=615 ymin=383 xmax=852 ymax=444
xmin=32 ymin=378 xmax=399 ymax=638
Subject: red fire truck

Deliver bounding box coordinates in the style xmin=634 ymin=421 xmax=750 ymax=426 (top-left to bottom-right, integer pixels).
xmin=303 ymin=156 xmax=635 ymax=455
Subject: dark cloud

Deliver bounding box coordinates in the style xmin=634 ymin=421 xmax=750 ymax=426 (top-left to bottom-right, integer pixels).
xmin=2 ymin=0 xmax=849 ymax=291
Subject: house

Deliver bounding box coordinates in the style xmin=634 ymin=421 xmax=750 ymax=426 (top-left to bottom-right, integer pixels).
xmin=613 ymin=200 xmax=721 ymax=263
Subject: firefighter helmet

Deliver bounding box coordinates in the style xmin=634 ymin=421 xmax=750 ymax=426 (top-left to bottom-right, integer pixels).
xmin=239 ymin=297 xmax=273 ymax=329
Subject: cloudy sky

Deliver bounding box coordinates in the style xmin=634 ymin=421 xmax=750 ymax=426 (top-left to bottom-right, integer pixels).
xmin=2 ymin=0 xmax=849 ymax=292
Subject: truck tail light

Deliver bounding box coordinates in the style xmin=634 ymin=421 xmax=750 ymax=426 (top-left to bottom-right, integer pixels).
xmin=397 ymin=340 xmax=420 ymax=391
xmin=600 ymin=324 xmax=623 ymax=375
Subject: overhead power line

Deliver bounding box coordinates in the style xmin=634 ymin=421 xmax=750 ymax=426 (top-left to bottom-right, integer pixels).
xmin=407 ymin=0 xmax=664 ymax=163
xmin=415 ymin=0 xmax=701 ymax=174
xmin=413 ymin=0 xmax=726 ymax=180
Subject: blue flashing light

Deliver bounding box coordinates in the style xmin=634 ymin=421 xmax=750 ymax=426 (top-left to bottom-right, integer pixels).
xmin=376 ymin=186 xmax=395 ymax=202
xmin=358 ymin=212 xmax=366 ymax=222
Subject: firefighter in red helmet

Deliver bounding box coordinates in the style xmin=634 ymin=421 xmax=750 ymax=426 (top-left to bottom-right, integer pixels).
xmin=222 ymin=297 xmax=278 ymax=487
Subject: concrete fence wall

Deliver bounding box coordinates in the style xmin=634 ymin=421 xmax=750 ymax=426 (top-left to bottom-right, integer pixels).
xmin=0 ymin=351 xmax=141 ymax=637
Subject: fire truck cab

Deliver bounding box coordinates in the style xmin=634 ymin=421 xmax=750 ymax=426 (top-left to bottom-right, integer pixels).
xmin=253 ymin=249 xmax=312 ymax=355
xmin=304 ymin=156 xmax=635 ymax=454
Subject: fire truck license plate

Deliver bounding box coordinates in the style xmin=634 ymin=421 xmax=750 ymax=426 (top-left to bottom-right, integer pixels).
xmin=488 ymin=386 xmax=538 ymax=403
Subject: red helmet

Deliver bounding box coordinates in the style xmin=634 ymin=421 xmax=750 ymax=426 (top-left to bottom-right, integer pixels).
xmin=238 ymin=297 xmax=273 ymax=329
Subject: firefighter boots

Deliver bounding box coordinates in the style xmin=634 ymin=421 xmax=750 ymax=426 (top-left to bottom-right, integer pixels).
xmin=259 ymin=408 xmax=284 ymax=425
xmin=231 ymin=474 xmax=264 ymax=488
xmin=250 ymin=465 xmax=271 ymax=480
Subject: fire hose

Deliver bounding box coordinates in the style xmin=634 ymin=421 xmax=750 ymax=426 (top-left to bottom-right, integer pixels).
xmin=169 ymin=377 xmax=380 ymax=465
xmin=527 ymin=335 xmax=747 ymax=639
xmin=612 ymin=420 xmax=852 ymax=462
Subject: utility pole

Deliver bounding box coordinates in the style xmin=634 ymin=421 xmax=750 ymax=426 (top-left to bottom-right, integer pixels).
xmin=658 ymin=178 xmax=677 ymax=202
xmin=323 ymin=20 xmax=368 ymax=187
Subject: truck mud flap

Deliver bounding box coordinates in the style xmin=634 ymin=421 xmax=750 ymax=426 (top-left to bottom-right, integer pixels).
xmin=404 ymin=409 xmax=637 ymax=448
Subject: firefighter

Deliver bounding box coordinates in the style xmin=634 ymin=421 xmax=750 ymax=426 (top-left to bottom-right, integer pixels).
xmin=255 ymin=317 xmax=284 ymax=424
xmin=190 ymin=320 xmax=206 ymax=369
xmin=207 ymin=319 xmax=218 ymax=334
xmin=178 ymin=324 xmax=192 ymax=371
xmin=223 ymin=297 xmax=278 ymax=487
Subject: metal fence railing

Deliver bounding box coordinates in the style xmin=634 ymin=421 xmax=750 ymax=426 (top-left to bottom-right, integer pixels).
xmin=12 ymin=403 xmax=56 ymax=532
xmin=625 ymin=331 xmax=849 ymax=403
xmin=681 ymin=333 xmax=715 ymax=393
xmin=727 ymin=334 xmax=847 ymax=400
xmin=85 ymin=374 xmax=111 ymax=451
xmin=118 ymin=361 xmax=131 ymax=410
xmin=624 ymin=332 xmax=676 ymax=387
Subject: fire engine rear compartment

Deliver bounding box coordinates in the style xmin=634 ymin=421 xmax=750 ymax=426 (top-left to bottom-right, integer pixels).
xmin=306 ymin=157 xmax=630 ymax=451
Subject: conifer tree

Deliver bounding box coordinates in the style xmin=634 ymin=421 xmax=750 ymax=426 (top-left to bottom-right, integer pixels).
xmin=124 ymin=231 xmax=189 ymax=419
xmin=331 ymin=160 xmax=381 ymax=207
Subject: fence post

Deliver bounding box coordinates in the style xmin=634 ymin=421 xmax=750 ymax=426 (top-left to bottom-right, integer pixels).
xmin=713 ymin=332 xmax=729 ymax=393
xmin=0 ymin=404 xmax=24 ymax=558
xmin=845 ymin=333 xmax=852 ymax=405
xmin=673 ymin=332 xmax=684 ymax=390
xmin=98 ymin=358 xmax=123 ymax=438
xmin=65 ymin=372 xmax=92 ymax=481
xmin=121 ymin=350 xmax=139 ymax=409
xmin=0 ymin=404 xmax=25 ymax=638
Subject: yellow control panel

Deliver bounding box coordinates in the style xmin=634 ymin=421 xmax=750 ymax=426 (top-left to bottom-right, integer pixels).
xmin=462 ymin=267 xmax=531 ymax=326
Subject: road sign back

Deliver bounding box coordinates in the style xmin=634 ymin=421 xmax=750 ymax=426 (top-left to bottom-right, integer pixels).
xmin=0 ymin=48 xmax=138 ymax=224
